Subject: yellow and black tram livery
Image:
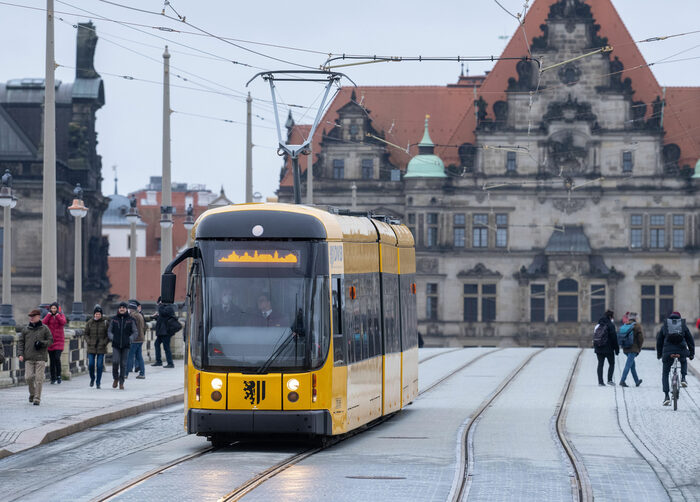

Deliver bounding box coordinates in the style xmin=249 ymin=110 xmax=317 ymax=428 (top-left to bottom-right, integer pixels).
xmin=160 ymin=203 xmax=418 ymax=443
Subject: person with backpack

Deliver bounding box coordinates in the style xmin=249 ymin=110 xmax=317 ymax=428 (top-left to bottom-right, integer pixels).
xmin=152 ymin=297 xmax=181 ymax=368
xmin=656 ymin=311 xmax=695 ymax=406
xmin=594 ymin=309 xmax=619 ymax=386
xmin=618 ymin=312 xmax=643 ymax=387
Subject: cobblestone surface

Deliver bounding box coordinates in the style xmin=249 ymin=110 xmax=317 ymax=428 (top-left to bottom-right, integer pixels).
xmin=566 ymin=349 xmax=669 ymax=501
xmin=466 ymin=348 xmax=579 ymax=502
xmin=613 ymin=350 xmax=700 ymax=501
xmin=0 ymin=361 xmax=184 ymax=458
xmin=2 ymin=349 xmax=699 ymax=501
xmin=0 ymin=404 xmax=188 ymax=502
xmin=239 ymin=348 xmax=537 ymax=502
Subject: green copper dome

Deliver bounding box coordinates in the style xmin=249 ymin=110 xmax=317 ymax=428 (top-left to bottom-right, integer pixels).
xmin=404 ymin=115 xmax=447 ymax=178
xmin=692 ymin=158 xmax=700 ymax=178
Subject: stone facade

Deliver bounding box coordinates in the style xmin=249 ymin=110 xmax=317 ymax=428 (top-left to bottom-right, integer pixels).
xmin=0 ymin=23 xmax=109 ymax=318
xmin=279 ymin=0 xmax=700 ymax=347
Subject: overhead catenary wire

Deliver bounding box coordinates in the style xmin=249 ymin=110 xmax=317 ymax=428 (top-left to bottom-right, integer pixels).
xmin=98 ymin=0 xmax=318 ymax=70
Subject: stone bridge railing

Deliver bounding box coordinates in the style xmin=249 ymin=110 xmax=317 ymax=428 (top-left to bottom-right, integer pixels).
xmin=0 ymin=322 xmax=185 ymax=388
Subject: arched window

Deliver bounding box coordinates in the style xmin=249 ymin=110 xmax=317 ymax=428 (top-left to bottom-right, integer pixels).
xmin=558 ymin=278 xmax=579 ymax=322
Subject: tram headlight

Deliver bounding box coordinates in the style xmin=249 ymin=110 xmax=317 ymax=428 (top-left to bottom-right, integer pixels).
xmin=211 ymin=391 xmax=222 ymax=402
xmin=286 ymin=378 xmax=300 ymax=391
xmin=287 ymin=391 xmax=299 ymax=402
xmin=211 ymin=378 xmax=223 ymax=391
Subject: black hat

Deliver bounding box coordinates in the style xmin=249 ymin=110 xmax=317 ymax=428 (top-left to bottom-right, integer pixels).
xmin=94 ymin=305 xmax=103 ymax=314
xmin=128 ymin=301 xmax=138 ymax=310
xmin=118 ymin=301 xmax=128 ymax=309
xmin=128 ymin=299 xmax=141 ymax=306
xmin=50 ymin=302 xmax=59 ymax=309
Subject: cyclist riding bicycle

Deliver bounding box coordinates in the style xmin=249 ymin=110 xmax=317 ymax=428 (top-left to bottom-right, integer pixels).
xmin=656 ymin=311 xmax=695 ymax=406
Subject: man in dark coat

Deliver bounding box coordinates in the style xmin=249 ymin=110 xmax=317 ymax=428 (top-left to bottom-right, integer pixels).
xmin=108 ymin=302 xmax=136 ymax=389
xmin=18 ymin=309 xmax=53 ymax=405
xmin=594 ymin=309 xmax=619 ymax=386
xmin=84 ymin=305 xmax=109 ymax=388
xmin=657 ymin=311 xmax=695 ymax=405
xmin=153 ymin=297 xmax=179 ymax=368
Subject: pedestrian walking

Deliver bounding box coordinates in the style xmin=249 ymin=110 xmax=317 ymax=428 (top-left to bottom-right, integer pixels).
xmin=126 ymin=300 xmax=146 ymax=380
xmin=594 ymin=309 xmax=619 ymax=386
xmin=43 ymin=302 xmax=67 ymax=384
xmin=84 ymin=305 xmax=109 ymax=389
xmin=108 ymin=302 xmax=136 ymax=390
xmin=618 ymin=312 xmax=643 ymax=387
xmin=18 ymin=309 xmax=53 ymax=405
xmin=656 ymin=311 xmax=695 ymax=406
xmin=152 ymin=297 xmax=180 ymax=368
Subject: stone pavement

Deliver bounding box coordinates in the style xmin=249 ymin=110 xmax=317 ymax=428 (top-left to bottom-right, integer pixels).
xmin=0 ymin=361 xmax=184 ymax=459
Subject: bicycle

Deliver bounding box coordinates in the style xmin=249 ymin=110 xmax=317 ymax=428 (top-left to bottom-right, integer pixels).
xmin=670 ymin=354 xmax=681 ymax=411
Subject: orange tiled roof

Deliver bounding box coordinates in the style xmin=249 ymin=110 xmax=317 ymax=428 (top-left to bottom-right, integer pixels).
xmin=280 ymin=0 xmax=700 ymax=187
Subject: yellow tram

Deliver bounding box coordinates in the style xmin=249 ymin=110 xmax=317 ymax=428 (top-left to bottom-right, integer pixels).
xmin=160 ymin=203 xmax=418 ymax=443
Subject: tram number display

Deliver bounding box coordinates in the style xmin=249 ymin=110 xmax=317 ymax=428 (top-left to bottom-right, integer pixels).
xmin=215 ymin=249 xmax=300 ymax=268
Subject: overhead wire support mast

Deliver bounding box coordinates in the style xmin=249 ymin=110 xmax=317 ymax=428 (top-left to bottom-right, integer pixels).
xmin=247 ymin=70 xmax=356 ymax=204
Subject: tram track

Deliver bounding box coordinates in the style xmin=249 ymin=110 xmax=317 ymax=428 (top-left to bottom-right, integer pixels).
xmin=219 ymin=347 xmax=503 ymax=501
xmin=92 ymin=347 xmax=495 ymax=501
xmin=450 ymin=348 xmax=590 ymax=502
xmin=613 ymin=354 xmax=700 ymax=502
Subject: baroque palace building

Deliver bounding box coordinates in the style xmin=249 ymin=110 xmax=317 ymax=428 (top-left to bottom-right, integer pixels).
xmin=278 ymin=0 xmax=700 ymax=347
xmin=0 ymin=23 xmax=109 ymax=317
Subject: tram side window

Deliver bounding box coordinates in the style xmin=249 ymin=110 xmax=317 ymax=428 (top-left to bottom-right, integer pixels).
xmin=369 ymin=272 xmax=381 ymax=357
xmin=189 ymin=265 xmax=203 ymax=367
xmin=343 ymin=275 xmax=356 ymax=364
xmin=332 ymin=278 xmax=346 ymax=366
xmin=382 ymin=274 xmax=400 ymax=353
xmin=400 ymin=274 xmax=418 ymax=349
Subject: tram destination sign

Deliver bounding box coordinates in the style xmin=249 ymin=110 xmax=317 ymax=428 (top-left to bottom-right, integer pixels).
xmin=215 ymin=249 xmax=300 ymax=268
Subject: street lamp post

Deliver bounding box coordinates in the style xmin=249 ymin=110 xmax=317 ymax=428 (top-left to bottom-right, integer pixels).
xmin=183 ymin=203 xmax=195 ymax=248
xmin=68 ymin=184 xmax=88 ymax=321
xmin=125 ymin=196 xmax=140 ymax=300
xmin=0 ymin=170 xmax=17 ymax=326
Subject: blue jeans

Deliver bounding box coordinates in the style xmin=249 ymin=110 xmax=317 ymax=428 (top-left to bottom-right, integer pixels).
xmin=620 ymin=352 xmax=640 ymax=385
xmin=155 ymin=335 xmax=173 ymax=365
xmin=127 ymin=342 xmax=144 ymax=376
xmin=87 ymin=353 xmax=104 ymax=386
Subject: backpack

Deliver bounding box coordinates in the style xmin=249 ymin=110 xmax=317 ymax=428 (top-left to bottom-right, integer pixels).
xmin=593 ymin=323 xmax=608 ymax=348
xmin=666 ymin=318 xmax=685 ymax=344
xmin=166 ymin=316 xmax=183 ymax=335
xmin=618 ymin=322 xmax=635 ymax=348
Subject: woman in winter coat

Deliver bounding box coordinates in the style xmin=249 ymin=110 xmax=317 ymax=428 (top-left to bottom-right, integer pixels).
xmin=43 ymin=302 xmax=67 ymax=384
xmin=619 ymin=312 xmax=644 ymax=387
xmin=84 ymin=305 xmax=110 ymax=388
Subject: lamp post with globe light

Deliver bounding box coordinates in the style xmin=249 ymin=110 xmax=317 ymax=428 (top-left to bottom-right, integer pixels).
xmin=0 ymin=169 xmax=17 ymax=326
xmin=68 ymin=184 xmax=88 ymax=321
xmin=183 ymin=203 xmax=195 ymax=248
xmin=125 ymin=196 xmax=140 ymax=299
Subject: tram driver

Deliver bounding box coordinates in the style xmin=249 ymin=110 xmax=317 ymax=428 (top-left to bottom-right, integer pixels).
xmin=251 ymin=294 xmax=286 ymax=327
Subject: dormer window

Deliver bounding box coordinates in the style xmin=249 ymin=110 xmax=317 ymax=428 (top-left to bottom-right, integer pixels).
xmin=349 ymin=123 xmax=359 ymax=135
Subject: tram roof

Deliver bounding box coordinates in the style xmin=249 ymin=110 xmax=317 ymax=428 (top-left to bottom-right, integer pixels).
xmin=193 ymin=203 xmax=411 ymax=245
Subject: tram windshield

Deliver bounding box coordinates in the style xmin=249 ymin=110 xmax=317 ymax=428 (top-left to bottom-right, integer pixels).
xmin=198 ymin=240 xmax=329 ymax=373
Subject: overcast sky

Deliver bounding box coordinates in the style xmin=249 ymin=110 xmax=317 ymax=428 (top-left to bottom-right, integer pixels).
xmin=2 ymin=0 xmax=700 ymax=201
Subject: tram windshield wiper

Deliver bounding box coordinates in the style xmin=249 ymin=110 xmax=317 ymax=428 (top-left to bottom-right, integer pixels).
xmin=256 ymin=327 xmax=305 ymax=374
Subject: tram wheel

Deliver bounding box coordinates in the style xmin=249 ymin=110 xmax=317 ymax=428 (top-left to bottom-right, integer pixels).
xmin=209 ymin=435 xmax=229 ymax=448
